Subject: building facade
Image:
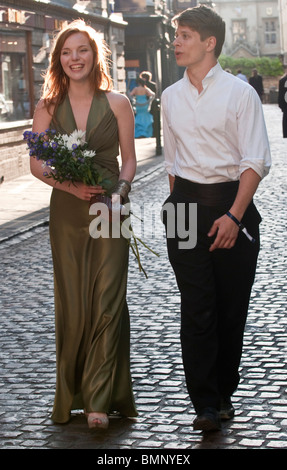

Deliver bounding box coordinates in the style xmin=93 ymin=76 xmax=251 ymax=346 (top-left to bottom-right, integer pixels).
xmin=0 ymin=0 xmax=127 ymax=181
xmin=114 ymin=0 xmax=179 ymax=96
xmin=278 ymin=0 xmax=287 ymax=65
xmin=214 ymin=0 xmax=281 ymax=59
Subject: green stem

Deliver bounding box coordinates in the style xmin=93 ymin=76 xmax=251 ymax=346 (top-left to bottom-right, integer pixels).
xmin=129 ymin=240 xmax=148 ymax=279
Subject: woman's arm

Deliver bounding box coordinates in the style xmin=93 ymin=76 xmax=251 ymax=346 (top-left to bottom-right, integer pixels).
xmin=106 ymin=91 xmax=136 ymax=205
xmin=107 ymin=92 xmax=137 ymax=184
xmin=145 ymin=86 xmax=155 ymax=98
xmin=30 ymin=100 xmax=55 ymax=186
xmin=129 ymin=87 xmax=137 ymax=97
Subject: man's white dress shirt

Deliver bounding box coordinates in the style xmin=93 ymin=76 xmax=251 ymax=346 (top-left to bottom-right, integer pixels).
xmin=161 ymin=63 xmax=271 ymax=184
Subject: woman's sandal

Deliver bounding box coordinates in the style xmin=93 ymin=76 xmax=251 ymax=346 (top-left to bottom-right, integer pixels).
xmin=86 ymin=412 xmax=109 ymax=429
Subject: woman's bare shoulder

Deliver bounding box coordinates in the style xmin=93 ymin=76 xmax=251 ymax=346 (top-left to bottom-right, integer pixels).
xmin=106 ymin=90 xmax=130 ymax=105
xmin=105 ymin=91 xmax=132 ymax=116
xmin=34 ymin=99 xmax=56 ymax=115
xmin=33 ymin=99 xmax=54 ymax=131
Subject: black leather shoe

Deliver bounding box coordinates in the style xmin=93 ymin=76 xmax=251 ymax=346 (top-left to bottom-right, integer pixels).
xmin=220 ymin=398 xmax=235 ymax=420
xmin=193 ymin=407 xmax=221 ymax=432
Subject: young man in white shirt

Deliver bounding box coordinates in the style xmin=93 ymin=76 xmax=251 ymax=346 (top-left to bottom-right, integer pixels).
xmin=162 ymin=5 xmax=271 ymax=432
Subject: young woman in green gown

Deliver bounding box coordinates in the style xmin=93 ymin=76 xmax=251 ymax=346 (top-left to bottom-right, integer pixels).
xmin=30 ymin=20 xmax=137 ymax=429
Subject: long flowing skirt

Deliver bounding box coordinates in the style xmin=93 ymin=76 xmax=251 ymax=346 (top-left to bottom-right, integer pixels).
xmin=49 ymin=188 xmax=137 ymax=423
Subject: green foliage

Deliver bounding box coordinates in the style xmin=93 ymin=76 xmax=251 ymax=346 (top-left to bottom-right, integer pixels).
xmin=219 ymin=55 xmax=284 ymax=77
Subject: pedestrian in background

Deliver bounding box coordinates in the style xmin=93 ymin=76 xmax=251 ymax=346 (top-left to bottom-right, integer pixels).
xmin=130 ymin=77 xmax=154 ymax=138
xmin=249 ymin=68 xmax=264 ymax=102
xmin=278 ymin=69 xmax=287 ymax=137
xmin=162 ymin=5 xmax=271 ymax=432
xmin=30 ymin=20 xmax=137 ymax=429
xmin=139 ymin=71 xmax=157 ymax=94
xmin=236 ymin=69 xmax=248 ymax=82
xmin=140 ymin=71 xmax=158 ymax=137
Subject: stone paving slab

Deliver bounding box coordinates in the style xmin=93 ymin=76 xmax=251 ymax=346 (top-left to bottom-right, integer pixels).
xmin=0 ymin=105 xmax=287 ymax=452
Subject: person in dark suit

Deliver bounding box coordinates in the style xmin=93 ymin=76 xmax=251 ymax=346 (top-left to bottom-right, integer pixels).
xmin=249 ymin=68 xmax=264 ymax=102
xmin=139 ymin=71 xmax=157 ymax=94
xmin=278 ymin=71 xmax=287 ymax=138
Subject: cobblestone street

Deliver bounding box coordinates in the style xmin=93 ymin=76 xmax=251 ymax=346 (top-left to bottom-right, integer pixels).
xmin=0 ymin=104 xmax=287 ymax=452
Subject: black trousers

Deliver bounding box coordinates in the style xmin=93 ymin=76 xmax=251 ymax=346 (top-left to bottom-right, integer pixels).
xmin=162 ymin=177 xmax=261 ymax=414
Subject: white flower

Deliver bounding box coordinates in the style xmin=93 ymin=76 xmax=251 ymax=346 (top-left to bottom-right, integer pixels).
xmin=61 ymin=130 xmax=87 ymax=150
xmin=71 ymin=129 xmax=86 ymax=142
xmin=83 ymin=149 xmax=96 ymax=158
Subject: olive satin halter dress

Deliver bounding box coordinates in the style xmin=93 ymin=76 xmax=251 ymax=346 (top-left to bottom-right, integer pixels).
xmin=49 ymin=92 xmax=137 ymax=423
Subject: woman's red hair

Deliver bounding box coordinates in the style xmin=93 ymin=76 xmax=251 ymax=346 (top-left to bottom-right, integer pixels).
xmin=42 ymin=19 xmax=113 ymax=108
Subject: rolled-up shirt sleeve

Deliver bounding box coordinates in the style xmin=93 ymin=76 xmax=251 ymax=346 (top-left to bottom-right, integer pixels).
xmin=161 ymin=91 xmax=177 ymax=176
xmin=237 ymin=87 xmax=271 ymax=180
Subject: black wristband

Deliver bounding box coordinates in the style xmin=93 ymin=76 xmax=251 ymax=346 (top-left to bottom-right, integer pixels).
xmin=226 ymin=211 xmax=255 ymax=243
xmin=226 ymin=211 xmax=243 ymax=229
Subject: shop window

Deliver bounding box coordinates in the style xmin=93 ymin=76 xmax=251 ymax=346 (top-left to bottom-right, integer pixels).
xmin=0 ymin=31 xmax=30 ymax=122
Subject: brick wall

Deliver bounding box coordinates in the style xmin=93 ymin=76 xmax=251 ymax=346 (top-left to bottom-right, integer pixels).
xmin=0 ymin=122 xmax=32 ymax=182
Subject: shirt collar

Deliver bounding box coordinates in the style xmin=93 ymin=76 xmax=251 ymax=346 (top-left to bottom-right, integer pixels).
xmin=203 ymin=62 xmax=221 ymax=81
xmin=184 ymin=62 xmax=222 ymax=89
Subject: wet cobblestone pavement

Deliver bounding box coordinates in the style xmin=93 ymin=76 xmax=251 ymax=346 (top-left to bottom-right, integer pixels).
xmin=0 ymin=104 xmax=287 ymax=452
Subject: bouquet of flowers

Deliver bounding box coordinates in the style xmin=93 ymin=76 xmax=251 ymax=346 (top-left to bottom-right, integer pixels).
xmin=23 ymin=128 xmax=159 ymax=277
xmin=23 ymin=128 xmax=111 ymax=189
